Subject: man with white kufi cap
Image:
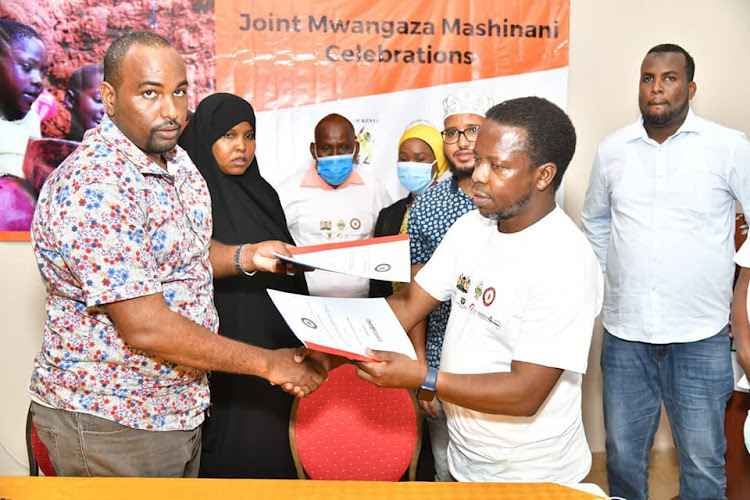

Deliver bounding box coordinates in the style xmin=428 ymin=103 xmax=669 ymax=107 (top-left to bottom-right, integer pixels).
xmin=405 ymin=88 xmax=494 ymax=481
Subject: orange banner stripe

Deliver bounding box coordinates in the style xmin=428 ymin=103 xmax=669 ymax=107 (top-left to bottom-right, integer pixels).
xmin=216 ymin=0 xmax=569 ymax=112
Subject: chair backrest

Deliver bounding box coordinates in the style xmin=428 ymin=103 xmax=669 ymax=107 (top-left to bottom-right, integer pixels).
xmin=25 ymin=404 xmax=57 ymax=476
xmin=289 ymin=363 xmax=421 ymax=481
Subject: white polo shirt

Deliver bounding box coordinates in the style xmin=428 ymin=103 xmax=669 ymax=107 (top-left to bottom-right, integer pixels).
xmin=416 ymin=208 xmax=603 ymax=482
xmin=278 ymin=166 xmax=391 ymax=297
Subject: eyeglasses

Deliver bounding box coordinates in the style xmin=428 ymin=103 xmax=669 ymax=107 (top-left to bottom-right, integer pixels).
xmin=441 ymin=126 xmax=480 ymax=144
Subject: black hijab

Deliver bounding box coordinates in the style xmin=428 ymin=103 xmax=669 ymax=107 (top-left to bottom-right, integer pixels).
xmin=178 ymin=92 xmax=307 ymax=347
xmin=179 ymin=94 xmax=309 ymax=478
xmin=180 ymin=93 xmax=293 ymax=245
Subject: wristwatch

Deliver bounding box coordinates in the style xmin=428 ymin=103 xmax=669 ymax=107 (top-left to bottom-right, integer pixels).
xmin=416 ymin=366 xmax=438 ymax=401
xmin=233 ymin=244 xmax=256 ymax=276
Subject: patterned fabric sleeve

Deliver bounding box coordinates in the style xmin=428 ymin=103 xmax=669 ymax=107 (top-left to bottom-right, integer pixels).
xmin=407 ymin=194 xmax=431 ymax=265
xmin=50 ymin=179 xmax=162 ymax=307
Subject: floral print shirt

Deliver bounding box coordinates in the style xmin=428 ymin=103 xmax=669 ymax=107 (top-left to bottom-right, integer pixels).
xmin=30 ymin=115 xmax=217 ymax=431
xmin=407 ymin=178 xmax=475 ymax=368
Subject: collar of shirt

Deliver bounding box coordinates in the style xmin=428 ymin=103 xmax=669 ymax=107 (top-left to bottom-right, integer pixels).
xmin=299 ymin=164 xmax=364 ymax=190
xmin=626 ymin=109 xmax=702 ymax=145
xmin=96 ymin=115 xmax=185 ymax=178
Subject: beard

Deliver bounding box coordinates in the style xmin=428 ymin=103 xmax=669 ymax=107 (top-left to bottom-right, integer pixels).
xmin=447 ymin=156 xmax=474 ymax=180
xmin=642 ymin=99 xmax=689 ymax=128
xmin=145 ymin=119 xmax=181 ymax=154
xmin=482 ymin=191 xmax=531 ymax=222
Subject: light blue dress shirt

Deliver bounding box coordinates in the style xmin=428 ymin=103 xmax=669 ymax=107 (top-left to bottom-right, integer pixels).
xmin=582 ymin=110 xmax=750 ymax=343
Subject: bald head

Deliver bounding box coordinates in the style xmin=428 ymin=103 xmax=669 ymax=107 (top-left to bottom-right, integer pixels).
xmin=314 ymin=114 xmax=354 ymax=142
xmin=310 ymin=113 xmax=359 ymax=159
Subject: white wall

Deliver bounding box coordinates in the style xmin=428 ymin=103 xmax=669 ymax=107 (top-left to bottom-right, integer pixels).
xmin=2 ymin=0 xmax=750 ymax=475
xmin=0 ymin=244 xmax=45 ymax=475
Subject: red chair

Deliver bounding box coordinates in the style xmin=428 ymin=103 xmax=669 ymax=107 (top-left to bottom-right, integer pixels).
xmin=289 ymin=363 xmax=421 ymax=481
xmin=25 ymin=404 xmax=57 ymax=476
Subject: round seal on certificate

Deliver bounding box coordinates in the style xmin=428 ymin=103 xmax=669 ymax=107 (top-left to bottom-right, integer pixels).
xmin=301 ymin=318 xmax=317 ymax=329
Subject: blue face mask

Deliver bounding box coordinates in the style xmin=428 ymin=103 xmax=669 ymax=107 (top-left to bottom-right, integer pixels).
xmin=316 ymin=153 xmax=354 ymax=186
xmin=397 ymin=161 xmax=436 ymax=195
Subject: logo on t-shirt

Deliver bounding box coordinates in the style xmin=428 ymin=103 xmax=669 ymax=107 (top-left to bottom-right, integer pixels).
xmin=456 ymin=273 xmax=471 ymax=293
xmin=320 ymin=220 xmax=332 ymax=231
xmin=350 ymin=218 xmax=361 ymax=230
xmin=337 ymin=219 xmax=346 ymax=230
xmin=454 ymin=276 xmax=501 ymax=329
xmin=482 ymin=287 xmax=496 ymax=307
xmin=473 ymin=281 xmax=484 ymax=299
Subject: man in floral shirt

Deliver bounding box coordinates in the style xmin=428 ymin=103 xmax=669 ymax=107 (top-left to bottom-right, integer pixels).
xmin=28 ymin=31 xmax=325 ymax=477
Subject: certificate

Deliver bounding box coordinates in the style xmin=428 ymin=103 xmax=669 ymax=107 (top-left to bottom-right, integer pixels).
xmin=273 ymin=234 xmax=410 ymax=283
xmin=267 ymin=289 xmax=417 ymax=362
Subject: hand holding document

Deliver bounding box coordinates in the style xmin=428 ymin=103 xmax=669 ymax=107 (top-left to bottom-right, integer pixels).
xmin=273 ymin=234 xmax=410 ymax=283
xmin=267 ymin=289 xmax=417 ymax=362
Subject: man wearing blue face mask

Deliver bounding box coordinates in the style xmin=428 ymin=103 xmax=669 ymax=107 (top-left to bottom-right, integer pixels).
xmin=278 ymin=113 xmax=391 ymax=298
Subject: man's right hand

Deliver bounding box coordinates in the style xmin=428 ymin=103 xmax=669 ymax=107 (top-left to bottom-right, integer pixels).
xmin=267 ymin=347 xmax=328 ymax=397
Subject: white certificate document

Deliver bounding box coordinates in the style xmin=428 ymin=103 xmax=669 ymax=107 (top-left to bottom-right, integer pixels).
xmin=273 ymin=234 xmax=410 ymax=283
xmin=267 ymin=289 xmax=417 ymax=362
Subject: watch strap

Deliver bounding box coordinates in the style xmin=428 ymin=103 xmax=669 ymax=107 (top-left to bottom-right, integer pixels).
xmin=421 ymin=366 xmax=438 ymax=392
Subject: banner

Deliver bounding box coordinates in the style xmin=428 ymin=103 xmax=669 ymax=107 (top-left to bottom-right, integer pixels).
xmin=214 ymin=0 xmax=570 ymax=199
xmin=0 ymin=0 xmax=569 ymax=239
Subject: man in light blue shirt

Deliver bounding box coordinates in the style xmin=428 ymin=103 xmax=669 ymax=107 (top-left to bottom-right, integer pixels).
xmin=582 ymin=43 xmax=750 ymax=500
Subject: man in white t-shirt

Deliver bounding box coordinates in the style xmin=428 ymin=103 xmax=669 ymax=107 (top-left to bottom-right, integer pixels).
xmin=355 ymin=97 xmax=603 ymax=482
xmin=278 ymin=113 xmax=391 ymax=298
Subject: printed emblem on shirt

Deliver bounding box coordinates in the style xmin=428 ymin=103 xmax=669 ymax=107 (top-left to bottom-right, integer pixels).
xmin=350 ymin=218 xmax=361 ymax=230
xmin=320 ymin=220 xmax=332 ymax=231
xmin=455 ymin=284 xmax=501 ymax=329
xmin=482 ymin=287 xmax=496 ymax=307
xmin=473 ymin=281 xmax=484 ymax=300
xmin=456 ymin=273 xmax=471 ymax=293
xmin=337 ymin=219 xmax=346 ymax=230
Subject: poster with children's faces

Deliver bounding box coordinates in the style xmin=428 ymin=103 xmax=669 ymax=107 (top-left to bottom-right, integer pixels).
xmin=0 ymin=0 xmax=215 ymax=239
xmin=0 ymin=0 xmax=569 ymax=240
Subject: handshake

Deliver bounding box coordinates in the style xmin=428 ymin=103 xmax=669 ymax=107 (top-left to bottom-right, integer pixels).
xmin=266 ymin=346 xmax=424 ymax=399
xmin=265 ymin=347 xmax=334 ymax=398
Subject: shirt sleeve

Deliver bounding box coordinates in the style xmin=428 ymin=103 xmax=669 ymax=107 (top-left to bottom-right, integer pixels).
xmin=407 ymin=194 xmax=431 ymax=265
xmin=726 ymin=132 xmax=750 ymax=218
xmin=51 ymin=180 xmax=162 ymax=307
xmin=581 ymin=148 xmax=612 ymax=272
xmin=413 ymin=214 xmax=465 ymax=302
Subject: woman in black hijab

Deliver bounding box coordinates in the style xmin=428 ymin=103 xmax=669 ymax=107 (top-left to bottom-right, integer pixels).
xmin=179 ymin=93 xmax=307 ymax=478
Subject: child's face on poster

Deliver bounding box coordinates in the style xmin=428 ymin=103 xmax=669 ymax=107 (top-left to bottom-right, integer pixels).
xmin=0 ymin=37 xmax=47 ymax=121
